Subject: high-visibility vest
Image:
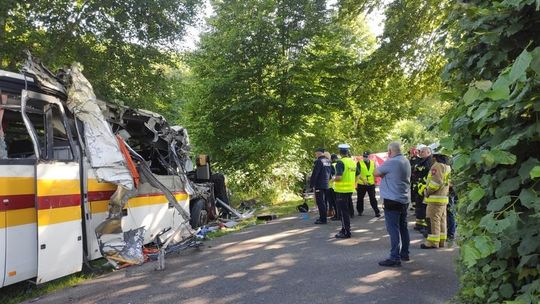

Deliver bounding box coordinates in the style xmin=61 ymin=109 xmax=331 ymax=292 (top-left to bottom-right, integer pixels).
xmin=334 ymin=157 xmax=356 ymax=193
xmin=358 ymin=160 xmax=375 ymax=185
xmin=329 ymin=163 xmax=336 ymax=189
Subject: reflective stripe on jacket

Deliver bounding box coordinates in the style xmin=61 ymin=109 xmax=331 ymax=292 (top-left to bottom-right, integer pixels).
xmin=424 ymin=162 xmax=451 ymax=204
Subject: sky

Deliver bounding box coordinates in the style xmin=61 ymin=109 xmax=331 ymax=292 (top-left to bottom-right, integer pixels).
xmin=180 ymin=1 xmax=386 ymax=51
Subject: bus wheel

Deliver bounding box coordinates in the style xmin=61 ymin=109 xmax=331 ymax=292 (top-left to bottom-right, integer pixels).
xmin=190 ymin=199 xmax=208 ymax=229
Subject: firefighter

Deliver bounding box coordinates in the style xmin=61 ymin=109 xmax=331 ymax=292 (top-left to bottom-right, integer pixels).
xmin=334 ymin=144 xmax=359 ymax=238
xmin=356 ymin=151 xmax=380 ymax=217
xmin=411 ymin=145 xmax=433 ymax=233
xmin=421 ymin=153 xmax=451 ymax=249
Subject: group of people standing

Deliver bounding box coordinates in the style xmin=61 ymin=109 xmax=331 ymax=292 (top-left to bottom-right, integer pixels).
xmin=309 ymin=141 xmax=454 ymax=267
xmin=309 ymin=144 xmax=380 ymax=239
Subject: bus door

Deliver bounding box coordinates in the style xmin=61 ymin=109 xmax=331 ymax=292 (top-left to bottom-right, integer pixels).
xmin=1 ymin=90 xmax=38 ymax=287
xmin=21 ymin=90 xmax=83 ymax=284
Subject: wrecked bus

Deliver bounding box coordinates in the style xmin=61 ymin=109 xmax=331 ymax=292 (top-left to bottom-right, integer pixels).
xmin=0 ymin=57 xmax=227 ymax=287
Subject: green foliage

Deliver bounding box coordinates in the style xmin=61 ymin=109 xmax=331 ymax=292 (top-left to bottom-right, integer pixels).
xmin=182 ymin=0 xmax=378 ymax=198
xmin=0 ymin=0 xmax=202 ymax=114
xmin=441 ymin=1 xmax=540 ymax=302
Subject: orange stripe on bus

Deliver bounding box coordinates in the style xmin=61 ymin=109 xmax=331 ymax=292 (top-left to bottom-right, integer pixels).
xmin=87 ymin=179 xmax=117 ymax=192
xmin=90 ymin=200 xmax=109 ymax=214
xmin=7 ymin=208 xmax=36 ymax=227
xmin=37 ymin=206 xmax=81 ymax=226
xmin=37 ymin=179 xmax=80 ymax=196
xmin=90 ymin=193 xmax=189 ymax=214
xmin=0 ymin=211 xmax=5 ymax=228
xmin=0 ymin=177 xmax=34 ymax=195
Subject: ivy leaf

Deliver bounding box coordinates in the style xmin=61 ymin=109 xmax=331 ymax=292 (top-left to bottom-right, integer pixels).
xmin=518 ymin=158 xmax=540 ymax=182
xmin=475 ymin=80 xmax=492 ymax=91
xmin=463 ymin=86 xmax=481 ymax=105
xmin=479 ymin=211 xmax=516 ymax=234
xmin=453 ymin=153 xmax=470 ymax=171
xmin=531 ymin=166 xmax=540 ymax=179
xmin=497 ymin=136 xmax=519 ymax=150
xmin=509 ymin=49 xmax=532 ymax=83
xmin=518 ymin=188 xmax=538 ymax=209
xmin=530 ymin=47 xmax=540 ymax=75
xmin=474 ymin=235 xmax=496 ymax=257
xmin=499 ymin=283 xmax=514 ymax=298
xmin=474 ymin=286 xmax=486 ymax=298
xmin=490 ymin=150 xmax=517 ymax=165
xmin=487 ymin=196 xmax=511 ymax=211
xmin=469 ymin=187 xmax=486 ymax=203
xmin=473 ymin=103 xmax=496 ymax=122
xmin=486 ymin=83 xmax=510 ymax=100
xmin=440 ymin=137 xmax=454 ymax=151
xmin=462 ymin=242 xmax=481 ymax=267
xmin=495 ymin=177 xmax=521 ymax=198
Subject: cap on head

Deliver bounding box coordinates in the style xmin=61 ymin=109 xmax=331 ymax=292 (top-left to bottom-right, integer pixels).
xmin=433 ymin=153 xmax=449 ymax=164
xmin=363 ymin=151 xmax=370 ymax=158
xmin=338 ymin=143 xmax=350 ymax=155
xmin=416 ymin=144 xmax=427 ymax=150
xmin=315 ymin=147 xmax=325 ymax=153
xmin=428 ymin=143 xmax=440 ymax=153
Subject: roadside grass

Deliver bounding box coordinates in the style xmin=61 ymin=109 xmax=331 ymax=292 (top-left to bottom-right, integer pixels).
xmin=1 ymin=197 xmax=307 ymax=303
xmin=0 ymin=259 xmax=111 ymax=304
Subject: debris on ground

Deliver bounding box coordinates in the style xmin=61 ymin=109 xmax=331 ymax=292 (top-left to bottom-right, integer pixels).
xmin=257 ymin=214 xmax=277 ymax=221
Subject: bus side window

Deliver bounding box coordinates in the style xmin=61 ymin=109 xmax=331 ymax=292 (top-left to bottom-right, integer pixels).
xmin=0 ymin=93 xmax=41 ymax=159
xmin=45 ymin=104 xmax=74 ymax=161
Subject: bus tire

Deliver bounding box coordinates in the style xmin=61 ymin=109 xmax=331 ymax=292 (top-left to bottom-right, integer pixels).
xmin=190 ymin=199 xmax=208 ymax=229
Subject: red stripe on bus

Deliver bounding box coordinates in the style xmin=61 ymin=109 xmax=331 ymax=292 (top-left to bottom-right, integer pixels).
xmin=0 ymin=194 xmax=35 ymax=211
xmin=87 ymin=190 xmax=116 ymax=202
xmin=37 ymin=194 xmax=81 ymax=209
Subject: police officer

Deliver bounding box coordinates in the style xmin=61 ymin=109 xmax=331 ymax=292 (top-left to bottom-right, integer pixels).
xmin=310 ymin=148 xmax=332 ymax=224
xmin=334 ymin=144 xmax=359 ymax=238
xmin=356 ymin=151 xmax=381 ymax=217
xmin=411 ymin=145 xmax=433 ymax=233
xmin=327 ymin=154 xmax=339 ymax=220
xmin=421 ymin=153 xmax=451 ymax=249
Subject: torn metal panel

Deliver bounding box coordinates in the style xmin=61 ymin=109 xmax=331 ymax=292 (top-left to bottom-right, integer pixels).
xmin=64 ymin=63 xmax=134 ymax=190
xmin=100 ymin=227 xmax=146 ymax=267
xmin=21 ymin=52 xmax=66 ymax=98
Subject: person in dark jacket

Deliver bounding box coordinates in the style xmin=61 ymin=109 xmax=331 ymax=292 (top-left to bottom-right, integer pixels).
xmin=310 ymin=147 xmax=332 ymax=224
xmin=411 ymin=145 xmax=433 ymax=233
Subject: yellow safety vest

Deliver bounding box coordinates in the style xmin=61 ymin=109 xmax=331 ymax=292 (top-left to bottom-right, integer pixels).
xmin=358 ymin=160 xmax=375 ymax=185
xmin=334 ymin=157 xmax=356 ymax=193
xmin=329 ymin=163 xmax=336 ymax=189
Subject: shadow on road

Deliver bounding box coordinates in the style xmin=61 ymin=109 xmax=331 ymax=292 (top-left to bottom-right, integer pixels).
xmin=27 ymin=209 xmax=459 ymax=304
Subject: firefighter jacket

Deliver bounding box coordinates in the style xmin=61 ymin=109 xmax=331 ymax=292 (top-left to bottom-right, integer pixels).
xmin=424 ymin=162 xmax=451 ymax=204
xmin=412 ymin=156 xmax=432 ymax=196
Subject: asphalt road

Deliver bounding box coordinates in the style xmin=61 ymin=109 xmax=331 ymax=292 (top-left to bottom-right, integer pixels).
xmin=26 ymin=207 xmax=459 ymax=304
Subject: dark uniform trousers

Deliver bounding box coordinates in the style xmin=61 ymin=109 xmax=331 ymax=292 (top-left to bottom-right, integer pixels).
xmin=356 ymin=184 xmax=380 ymax=215
xmin=315 ymin=188 xmax=327 ymax=222
xmin=336 ymin=192 xmax=352 ymax=234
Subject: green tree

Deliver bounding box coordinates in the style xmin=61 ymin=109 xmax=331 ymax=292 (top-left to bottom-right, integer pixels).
xmin=0 ymin=0 xmax=202 ymax=112
xmin=184 ymin=0 xmax=377 ymax=199
xmin=440 ymin=1 xmax=540 ymax=302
